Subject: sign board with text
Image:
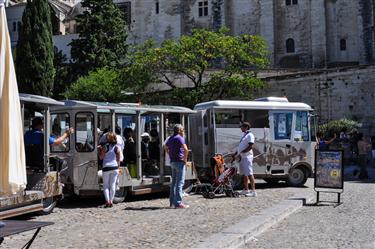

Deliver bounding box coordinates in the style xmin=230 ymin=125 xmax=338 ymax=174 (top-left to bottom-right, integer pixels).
xmin=314 ymin=150 xmax=344 ymax=190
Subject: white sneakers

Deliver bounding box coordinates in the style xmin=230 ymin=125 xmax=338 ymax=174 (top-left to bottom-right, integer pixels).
xmin=245 ymin=191 xmax=257 ymax=197
xmin=239 ymin=190 xmax=257 ymax=197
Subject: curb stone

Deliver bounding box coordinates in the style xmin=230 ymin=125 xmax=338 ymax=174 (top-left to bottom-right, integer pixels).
xmin=190 ymin=192 xmax=315 ymax=249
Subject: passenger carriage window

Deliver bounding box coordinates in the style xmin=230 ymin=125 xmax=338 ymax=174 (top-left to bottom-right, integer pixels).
xmin=75 ymin=112 xmax=95 ymax=152
xmin=98 ymin=114 xmax=112 ymax=133
xmin=273 ymin=113 xmax=293 ymax=140
xmin=51 ymin=113 xmax=70 ymax=152
xmin=116 ymin=114 xmax=136 ymax=167
xmin=116 ymin=114 xmax=136 ymax=136
xmin=215 ymin=110 xmax=241 ymax=128
xmin=140 ymin=114 xmax=161 ymax=162
xmin=243 ymin=110 xmax=269 ymax=128
xmin=216 ymin=109 xmax=269 ymax=129
xmin=295 ymin=111 xmax=309 ymax=141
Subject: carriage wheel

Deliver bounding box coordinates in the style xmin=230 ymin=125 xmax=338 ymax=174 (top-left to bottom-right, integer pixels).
xmin=208 ymin=192 xmax=215 ymax=199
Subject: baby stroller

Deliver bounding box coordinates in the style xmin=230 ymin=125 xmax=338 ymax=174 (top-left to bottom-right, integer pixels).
xmin=202 ymin=154 xmax=239 ymax=199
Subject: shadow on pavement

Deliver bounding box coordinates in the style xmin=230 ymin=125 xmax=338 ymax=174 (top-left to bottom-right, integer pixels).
xmin=57 ymin=191 xmax=170 ymax=210
xmin=124 ymin=206 xmax=171 ymax=211
xmin=255 ymin=182 xmax=309 ymax=190
xmin=344 ymin=165 xmax=375 ymax=183
xmin=304 ymin=202 xmax=342 ymax=208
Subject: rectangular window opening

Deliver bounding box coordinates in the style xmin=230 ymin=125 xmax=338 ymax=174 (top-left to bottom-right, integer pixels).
xmin=117 ymin=2 xmax=131 ymax=25
xmin=273 ymin=112 xmax=293 ymax=140
xmin=295 ymin=111 xmax=309 ymax=141
xmin=75 ymin=112 xmax=95 ymax=152
xmin=198 ymin=1 xmax=208 ymax=17
xmin=340 ymin=39 xmax=347 ymax=51
xmin=51 ymin=113 xmax=71 ymax=153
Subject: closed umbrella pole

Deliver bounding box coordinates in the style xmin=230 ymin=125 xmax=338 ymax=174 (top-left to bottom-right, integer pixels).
xmin=0 ymin=0 xmax=27 ymax=195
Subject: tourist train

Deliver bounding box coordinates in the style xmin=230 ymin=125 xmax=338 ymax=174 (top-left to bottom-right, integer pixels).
xmin=0 ymin=94 xmax=316 ymax=218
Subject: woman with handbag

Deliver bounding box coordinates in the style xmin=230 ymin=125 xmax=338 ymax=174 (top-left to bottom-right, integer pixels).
xmin=98 ymin=132 xmax=121 ymax=208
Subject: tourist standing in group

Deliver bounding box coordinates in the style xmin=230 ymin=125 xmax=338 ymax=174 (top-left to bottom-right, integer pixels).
xmin=166 ymin=124 xmax=189 ymax=208
xmin=357 ymin=133 xmax=371 ymax=179
xmin=98 ymin=132 xmax=121 ymax=208
xmin=371 ymin=136 xmax=375 ymax=167
xmin=316 ymin=132 xmax=336 ymax=150
xmin=232 ymin=122 xmax=257 ymax=197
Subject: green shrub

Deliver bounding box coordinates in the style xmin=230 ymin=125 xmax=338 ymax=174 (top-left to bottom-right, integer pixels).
xmin=318 ymin=119 xmax=362 ymax=137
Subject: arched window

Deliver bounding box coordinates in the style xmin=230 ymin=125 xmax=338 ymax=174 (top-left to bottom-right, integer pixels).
xmin=286 ymin=38 xmax=295 ymax=53
xmin=340 ymin=39 xmax=347 ymax=51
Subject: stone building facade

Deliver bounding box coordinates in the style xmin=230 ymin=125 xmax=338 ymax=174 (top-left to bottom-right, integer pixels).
xmin=152 ymin=66 xmax=375 ymax=135
xmin=6 ymin=0 xmax=375 ymax=68
xmin=257 ymin=65 xmax=375 ymax=135
xmin=118 ymin=0 xmax=375 ymax=69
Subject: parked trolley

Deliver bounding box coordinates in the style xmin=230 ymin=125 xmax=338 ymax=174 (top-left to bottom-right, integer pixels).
xmin=0 ymin=94 xmax=65 ymax=219
xmin=50 ymin=101 xmax=197 ymax=202
xmin=189 ymin=97 xmax=316 ymax=187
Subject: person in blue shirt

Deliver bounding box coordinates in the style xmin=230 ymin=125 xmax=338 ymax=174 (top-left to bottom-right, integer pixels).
xmin=24 ymin=117 xmax=74 ymax=146
xmin=316 ymin=132 xmax=336 ymax=150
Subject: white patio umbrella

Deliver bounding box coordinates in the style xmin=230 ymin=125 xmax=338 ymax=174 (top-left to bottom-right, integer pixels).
xmin=0 ymin=0 xmax=27 ymax=195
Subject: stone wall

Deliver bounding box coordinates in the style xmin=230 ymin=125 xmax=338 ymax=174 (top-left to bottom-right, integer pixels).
xmin=148 ymin=64 xmax=375 ymax=135
xmin=256 ymin=65 xmax=375 ymax=135
xmin=121 ymin=0 xmax=375 ymax=68
xmin=359 ymin=0 xmax=375 ymax=63
xmin=8 ymin=0 xmax=375 ymax=68
xmin=225 ymin=0 xmax=261 ymax=35
xmin=125 ymin=0 xmax=182 ymax=45
xmin=325 ymin=0 xmax=361 ymax=65
xmin=273 ymin=0 xmax=313 ymax=68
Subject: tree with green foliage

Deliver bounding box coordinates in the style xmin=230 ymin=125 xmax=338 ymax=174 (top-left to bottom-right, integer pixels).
xmin=70 ymin=0 xmax=128 ymax=78
xmin=52 ymin=47 xmax=71 ymax=99
xmin=119 ymin=40 xmax=161 ymax=95
xmin=64 ymin=68 xmax=125 ymax=102
xmin=122 ymin=28 xmax=269 ymax=106
xmin=16 ymin=0 xmax=55 ymax=96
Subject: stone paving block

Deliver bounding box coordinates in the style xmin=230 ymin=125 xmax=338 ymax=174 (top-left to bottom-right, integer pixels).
xmin=191 ymin=192 xmax=315 ymax=249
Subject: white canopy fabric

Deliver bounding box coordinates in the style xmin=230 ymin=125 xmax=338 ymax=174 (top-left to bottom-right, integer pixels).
xmin=0 ymin=0 xmax=27 ymax=195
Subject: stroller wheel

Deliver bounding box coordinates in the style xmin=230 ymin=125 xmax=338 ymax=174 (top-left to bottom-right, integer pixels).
xmin=232 ymin=191 xmax=240 ymax=198
xmin=208 ymin=192 xmax=215 ymax=199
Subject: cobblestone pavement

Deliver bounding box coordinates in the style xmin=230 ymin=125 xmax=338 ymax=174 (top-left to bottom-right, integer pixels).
xmin=2 ymin=179 xmax=314 ymax=249
xmin=243 ymin=167 xmax=375 ymax=249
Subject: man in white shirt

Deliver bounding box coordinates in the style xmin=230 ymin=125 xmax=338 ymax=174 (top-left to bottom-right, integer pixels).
xmin=232 ymin=122 xmax=257 ymax=197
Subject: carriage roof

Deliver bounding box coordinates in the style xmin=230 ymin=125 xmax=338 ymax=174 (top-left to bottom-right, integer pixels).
xmin=194 ymin=98 xmax=313 ymax=111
